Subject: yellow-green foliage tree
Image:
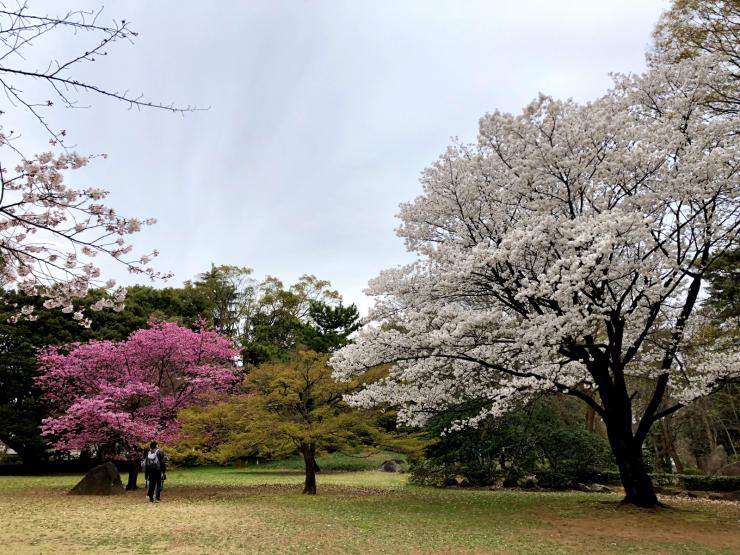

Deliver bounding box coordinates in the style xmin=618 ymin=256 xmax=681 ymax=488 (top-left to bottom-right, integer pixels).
xmin=176 ymin=350 xmax=423 ymax=494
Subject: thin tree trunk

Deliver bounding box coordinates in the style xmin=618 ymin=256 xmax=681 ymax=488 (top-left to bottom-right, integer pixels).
xmin=661 ymin=416 xmax=684 ymax=474
xmin=585 ymin=406 xmax=597 ymax=433
xmin=718 ymin=418 xmax=737 ymax=457
xmin=698 ymin=395 xmax=717 ymax=453
xmin=301 ymin=442 xmax=317 ymax=495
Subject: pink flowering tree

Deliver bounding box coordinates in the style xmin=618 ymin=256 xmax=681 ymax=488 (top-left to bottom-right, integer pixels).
xmin=36 ymin=321 xmax=240 ymax=488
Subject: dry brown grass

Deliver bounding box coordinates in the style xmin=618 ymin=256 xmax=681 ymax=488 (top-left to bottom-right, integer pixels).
xmin=1 ymin=468 xmax=739 ymax=554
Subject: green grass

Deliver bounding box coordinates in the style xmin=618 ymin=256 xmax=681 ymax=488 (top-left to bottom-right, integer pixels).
xmin=1 ymin=465 xmax=739 ymax=554
xmin=239 ymin=450 xmax=408 ymax=472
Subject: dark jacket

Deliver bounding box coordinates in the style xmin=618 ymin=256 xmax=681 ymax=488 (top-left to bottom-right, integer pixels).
xmin=143 ymin=448 xmax=166 ymax=479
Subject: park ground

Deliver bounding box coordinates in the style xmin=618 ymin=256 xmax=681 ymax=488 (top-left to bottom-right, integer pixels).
xmin=1 ymin=455 xmax=739 ymax=554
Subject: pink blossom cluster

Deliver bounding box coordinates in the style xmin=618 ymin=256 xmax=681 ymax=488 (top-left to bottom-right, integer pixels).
xmin=36 ymin=321 xmax=240 ymax=454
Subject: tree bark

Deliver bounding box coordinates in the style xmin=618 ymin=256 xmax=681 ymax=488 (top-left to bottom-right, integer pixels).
xmin=301 ymin=442 xmax=317 ymax=495
xmin=605 ymin=419 xmax=658 ymax=507
xmin=698 ymin=398 xmax=717 ymax=453
xmin=125 ymin=458 xmax=140 ymax=490
xmin=661 ymin=416 xmax=684 ymax=473
xmin=585 ymin=405 xmax=597 ymax=433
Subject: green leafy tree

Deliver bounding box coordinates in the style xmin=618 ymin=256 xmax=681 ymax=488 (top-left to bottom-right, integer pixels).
xmin=240 ymin=275 xmax=344 ymax=366
xmin=186 ymin=265 xmax=255 ymax=339
xmin=652 ymin=0 xmax=739 ymax=117
xmin=177 ymin=351 xmax=423 ymax=494
xmin=302 ymin=301 xmax=361 ymax=353
xmin=186 ymin=267 xmax=349 ymax=365
xmin=705 ymin=248 xmax=740 ymax=319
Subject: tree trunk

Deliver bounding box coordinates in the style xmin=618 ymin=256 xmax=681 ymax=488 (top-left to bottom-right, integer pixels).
xmin=301 ymin=442 xmax=317 ymax=495
xmin=698 ymin=398 xmax=717 ymax=453
xmin=615 ymin=451 xmax=657 ymax=507
xmin=585 ymin=405 xmax=597 ymax=433
xmin=661 ymin=416 xmax=683 ymax=473
xmin=125 ymin=458 xmax=140 ymax=491
xmin=604 ymin=413 xmax=659 ymax=507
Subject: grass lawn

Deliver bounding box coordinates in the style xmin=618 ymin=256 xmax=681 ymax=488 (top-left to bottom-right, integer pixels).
xmin=1 ymin=464 xmax=739 ymax=554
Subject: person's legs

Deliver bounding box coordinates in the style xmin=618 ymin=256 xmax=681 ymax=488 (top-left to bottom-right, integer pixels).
xmin=146 ymin=475 xmax=156 ymax=502
xmin=151 ymin=473 xmax=162 ymax=502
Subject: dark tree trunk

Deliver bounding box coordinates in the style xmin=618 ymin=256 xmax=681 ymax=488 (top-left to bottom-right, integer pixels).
xmin=604 ymin=417 xmax=658 ymax=507
xmin=125 ymin=458 xmax=140 ymax=490
xmin=615 ymin=449 xmax=657 ymax=507
xmin=301 ymin=442 xmax=317 ymax=495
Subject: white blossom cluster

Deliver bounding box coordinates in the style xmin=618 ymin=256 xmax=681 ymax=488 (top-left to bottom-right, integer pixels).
xmin=0 ymin=148 xmax=167 ymax=325
xmin=332 ymin=52 xmax=739 ymax=430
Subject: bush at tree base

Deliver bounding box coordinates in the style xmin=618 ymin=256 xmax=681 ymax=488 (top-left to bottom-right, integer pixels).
xmin=410 ymin=397 xmax=616 ymax=489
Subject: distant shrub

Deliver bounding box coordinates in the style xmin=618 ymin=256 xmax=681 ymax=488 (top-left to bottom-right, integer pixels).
xmin=681 ymin=466 xmax=704 ymax=476
xmin=678 ymin=474 xmax=740 ymax=492
xmin=594 ymin=471 xmax=740 ymax=492
xmin=411 ymin=397 xmax=616 ymax=489
xmin=408 ymin=460 xmax=454 ymax=487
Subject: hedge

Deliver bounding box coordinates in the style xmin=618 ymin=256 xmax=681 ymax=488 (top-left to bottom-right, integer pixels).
xmin=595 ymin=471 xmax=740 ymax=492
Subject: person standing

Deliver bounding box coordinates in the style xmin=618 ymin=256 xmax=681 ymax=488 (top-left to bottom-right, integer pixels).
xmin=143 ymin=441 xmax=166 ymax=503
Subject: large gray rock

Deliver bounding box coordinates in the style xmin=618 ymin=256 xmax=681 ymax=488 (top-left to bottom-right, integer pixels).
xmin=69 ymin=462 xmax=125 ymax=496
xmin=717 ymin=461 xmax=740 ymax=477
xmin=452 ymin=474 xmax=470 ymax=487
xmin=589 ymin=483 xmax=614 ymax=493
xmin=700 ymin=445 xmax=728 ymax=475
xmin=380 ymin=460 xmax=401 ymax=472
xmin=574 ymin=483 xmax=614 ymax=493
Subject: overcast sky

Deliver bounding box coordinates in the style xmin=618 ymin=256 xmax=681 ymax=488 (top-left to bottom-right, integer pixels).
xmin=9 ymin=0 xmax=668 ymax=312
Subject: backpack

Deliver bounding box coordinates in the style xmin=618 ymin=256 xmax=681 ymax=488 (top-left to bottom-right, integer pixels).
xmin=144 ymin=449 xmax=161 ymax=473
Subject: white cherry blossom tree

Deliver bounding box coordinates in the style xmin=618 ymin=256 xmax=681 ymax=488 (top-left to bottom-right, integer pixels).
xmin=332 ymin=52 xmax=739 ymax=507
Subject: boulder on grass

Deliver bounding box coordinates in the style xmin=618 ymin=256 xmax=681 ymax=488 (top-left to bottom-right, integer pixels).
xmin=589 ymin=483 xmax=614 ymax=493
xmin=717 ymin=461 xmax=740 ymax=477
xmin=380 ymin=460 xmax=401 ymax=472
xmin=69 ymin=462 xmax=125 ymax=496
xmin=452 ymin=474 xmax=470 ymax=487
xmin=700 ymin=445 xmax=728 ymax=475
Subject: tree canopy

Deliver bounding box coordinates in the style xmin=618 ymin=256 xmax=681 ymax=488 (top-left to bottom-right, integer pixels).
xmin=332 ymin=31 xmax=739 ymax=507
xmin=177 ymin=350 xmax=422 ymax=494
xmin=36 ymin=321 xmax=239 ymax=459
